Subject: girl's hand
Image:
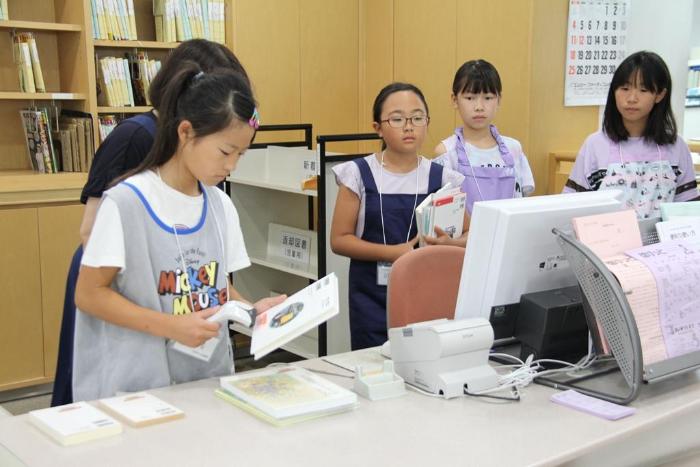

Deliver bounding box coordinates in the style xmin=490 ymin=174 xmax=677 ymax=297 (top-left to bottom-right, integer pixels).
xmin=253 ymin=295 xmax=288 ymax=315
xmin=169 ymin=307 xmax=221 ymax=347
xmin=423 ymin=226 xmax=467 ymax=247
xmin=390 ymin=235 xmax=419 ymax=261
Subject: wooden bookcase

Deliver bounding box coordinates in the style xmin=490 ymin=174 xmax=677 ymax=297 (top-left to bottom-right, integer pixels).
xmin=0 ymin=0 xmax=233 ymax=391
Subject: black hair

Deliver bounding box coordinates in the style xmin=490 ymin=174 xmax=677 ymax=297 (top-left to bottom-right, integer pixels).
xmin=452 ymin=59 xmax=502 ymax=96
xmin=372 ymin=82 xmax=429 ymax=122
xmin=148 ymin=39 xmax=249 ymax=110
xmin=133 ymin=62 xmax=256 ymax=174
xmin=603 ymin=51 xmax=676 ymax=145
xmin=372 ymin=82 xmax=429 ymax=150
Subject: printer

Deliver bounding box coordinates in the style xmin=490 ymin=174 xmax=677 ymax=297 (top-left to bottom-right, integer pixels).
xmin=389 ymin=318 xmax=498 ymax=399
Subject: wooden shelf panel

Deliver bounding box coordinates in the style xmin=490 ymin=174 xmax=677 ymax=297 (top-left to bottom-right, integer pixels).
xmin=0 ymin=92 xmax=86 ymax=100
xmin=0 ymin=19 xmax=82 ymax=32
xmin=97 ymin=106 xmax=152 ymax=114
xmin=93 ymin=39 xmax=180 ymax=49
xmin=0 ymin=170 xmax=87 ymax=206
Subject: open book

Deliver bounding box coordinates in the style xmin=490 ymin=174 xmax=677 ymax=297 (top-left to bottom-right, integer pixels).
xmin=415 ymin=184 xmax=466 ymax=247
xmin=251 ymin=273 xmax=339 ymax=359
xmin=217 ymin=365 xmax=357 ymax=426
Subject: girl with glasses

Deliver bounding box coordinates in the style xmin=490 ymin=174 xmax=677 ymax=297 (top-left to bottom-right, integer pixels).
xmin=330 ymin=82 xmax=466 ymax=350
xmin=434 ymin=60 xmax=535 ymax=214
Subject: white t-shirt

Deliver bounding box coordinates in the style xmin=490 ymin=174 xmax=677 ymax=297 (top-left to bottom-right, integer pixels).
xmin=434 ymin=134 xmax=535 ymax=196
xmin=83 ymin=170 xmax=251 ymax=274
xmin=332 ymin=154 xmax=465 ymax=237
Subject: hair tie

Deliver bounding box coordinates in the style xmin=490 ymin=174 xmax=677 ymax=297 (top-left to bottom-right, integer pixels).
xmin=248 ymin=107 xmax=260 ymax=129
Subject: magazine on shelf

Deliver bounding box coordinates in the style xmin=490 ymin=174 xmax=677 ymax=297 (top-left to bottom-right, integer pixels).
xmin=218 ymin=365 xmax=357 ymax=425
xmin=250 ymin=273 xmax=339 ymax=359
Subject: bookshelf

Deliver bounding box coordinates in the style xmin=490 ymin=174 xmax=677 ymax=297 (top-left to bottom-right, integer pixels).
xmin=0 ymin=0 xmax=234 ymax=391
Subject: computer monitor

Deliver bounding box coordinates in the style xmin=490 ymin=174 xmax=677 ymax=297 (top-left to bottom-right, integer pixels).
xmin=454 ymin=190 xmax=624 ymax=339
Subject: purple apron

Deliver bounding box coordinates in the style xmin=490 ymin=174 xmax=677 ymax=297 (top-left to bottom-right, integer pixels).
xmin=455 ymin=125 xmax=516 ymax=214
xmin=348 ymin=158 xmax=443 ymax=350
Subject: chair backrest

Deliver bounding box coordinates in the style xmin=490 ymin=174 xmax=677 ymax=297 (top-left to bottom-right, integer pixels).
xmin=387 ymin=245 xmax=465 ymax=329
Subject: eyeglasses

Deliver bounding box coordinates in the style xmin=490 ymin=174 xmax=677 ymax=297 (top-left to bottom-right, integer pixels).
xmin=379 ymin=115 xmax=430 ymax=128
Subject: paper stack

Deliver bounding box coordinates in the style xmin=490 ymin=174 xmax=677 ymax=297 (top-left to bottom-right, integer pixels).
xmin=28 ymin=402 xmax=122 ymax=446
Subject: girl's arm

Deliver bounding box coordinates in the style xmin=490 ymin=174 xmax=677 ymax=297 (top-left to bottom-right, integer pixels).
xmin=79 ymin=197 xmax=101 ymax=247
xmin=423 ymin=210 xmax=470 ymax=248
xmin=76 ymin=265 xmax=221 ymax=347
xmin=330 ymin=185 xmax=417 ymax=263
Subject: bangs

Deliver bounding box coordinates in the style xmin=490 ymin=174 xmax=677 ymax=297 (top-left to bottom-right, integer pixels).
xmin=458 ymin=75 xmax=500 ymax=95
xmin=613 ymin=58 xmax=665 ymax=93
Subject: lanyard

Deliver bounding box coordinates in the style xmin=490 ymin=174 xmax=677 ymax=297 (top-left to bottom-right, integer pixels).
xmin=378 ymin=151 xmax=420 ymax=245
xmin=156 ymin=169 xmax=230 ymax=311
xmin=618 ymin=143 xmax=662 ymax=167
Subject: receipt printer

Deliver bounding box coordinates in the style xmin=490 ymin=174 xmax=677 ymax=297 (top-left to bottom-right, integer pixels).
xmin=515 ymin=286 xmax=588 ymax=362
xmin=389 ymin=318 xmax=498 ymax=399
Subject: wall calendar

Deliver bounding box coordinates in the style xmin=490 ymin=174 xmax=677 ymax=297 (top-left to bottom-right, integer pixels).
xmin=564 ymin=0 xmax=630 ymax=106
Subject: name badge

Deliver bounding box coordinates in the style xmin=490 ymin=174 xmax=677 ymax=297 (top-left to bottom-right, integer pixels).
xmin=377 ymin=261 xmax=392 ymax=286
xmin=171 ymin=336 xmax=220 ymax=362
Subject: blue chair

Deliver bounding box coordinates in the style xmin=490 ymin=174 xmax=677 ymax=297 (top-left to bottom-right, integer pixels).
xmin=50 ymin=245 xmax=82 ymax=406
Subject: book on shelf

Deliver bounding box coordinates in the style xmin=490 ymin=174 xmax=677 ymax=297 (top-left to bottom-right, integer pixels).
xmin=19 ymin=108 xmax=57 ymax=173
xmin=98 ymin=392 xmax=185 ymax=427
xmin=99 ymin=114 xmax=120 ymax=142
xmin=60 ymin=110 xmax=96 ymax=172
xmin=217 ymin=365 xmax=357 ymax=426
xmin=250 ymin=273 xmax=339 ymax=359
xmin=154 ymin=0 xmax=225 ymax=43
xmin=90 ymin=0 xmax=138 ymax=40
xmin=0 ymin=0 xmax=8 ymax=20
xmin=415 ymin=184 xmax=466 ymax=247
xmin=28 ymin=401 xmax=122 ymax=446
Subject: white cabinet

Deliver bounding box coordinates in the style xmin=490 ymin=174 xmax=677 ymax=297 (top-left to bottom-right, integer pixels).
xmin=226 ymin=144 xmax=320 ymax=358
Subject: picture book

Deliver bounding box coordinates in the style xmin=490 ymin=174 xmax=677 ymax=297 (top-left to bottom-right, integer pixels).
xmin=415 ymin=184 xmax=465 ymax=247
xmin=98 ymin=392 xmax=184 ymax=427
xmin=28 ymin=402 xmax=122 ymax=446
xmin=218 ymin=365 xmax=357 ymax=424
xmin=250 ymin=273 xmax=339 ymax=359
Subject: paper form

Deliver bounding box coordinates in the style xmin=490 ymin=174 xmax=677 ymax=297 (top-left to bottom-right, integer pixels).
xmin=571 ymin=209 xmax=642 ymax=258
xmin=626 ymin=242 xmax=700 ymax=358
xmin=603 ymin=254 xmax=667 ymax=364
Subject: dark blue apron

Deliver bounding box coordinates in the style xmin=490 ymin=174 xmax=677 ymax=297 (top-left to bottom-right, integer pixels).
xmin=348 ymin=157 xmax=443 ymax=350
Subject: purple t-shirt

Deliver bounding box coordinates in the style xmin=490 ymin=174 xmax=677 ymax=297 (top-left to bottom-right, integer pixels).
xmin=564 ymin=131 xmax=698 ymax=202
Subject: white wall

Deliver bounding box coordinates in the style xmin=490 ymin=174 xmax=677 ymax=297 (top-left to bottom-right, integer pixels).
xmin=624 ymin=0 xmax=694 ymax=134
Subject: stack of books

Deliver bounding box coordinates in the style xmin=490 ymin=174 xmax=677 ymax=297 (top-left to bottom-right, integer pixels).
xmin=12 ymin=32 xmax=45 ymax=93
xmin=415 ymin=184 xmax=466 ymax=246
xmin=97 ymin=54 xmax=161 ymax=107
xmin=19 ymin=108 xmax=57 ymax=173
xmin=58 ymin=110 xmax=96 ymax=172
xmin=153 ymin=0 xmax=226 ymax=43
xmin=90 ymin=0 xmax=138 ymax=41
xmin=217 ymin=365 xmax=357 ymax=426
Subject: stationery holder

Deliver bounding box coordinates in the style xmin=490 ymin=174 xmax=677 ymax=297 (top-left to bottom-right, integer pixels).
xmin=353 ymin=361 xmax=406 ymax=401
xmin=550 ymin=218 xmax=700 ymax=404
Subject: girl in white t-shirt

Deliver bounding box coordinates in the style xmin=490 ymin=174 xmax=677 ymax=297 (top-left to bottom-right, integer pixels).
xmin=434 ymin=60 xmax=535 ymax=214
xmin=330 ymin=82 xmax=465 ymax=350
xmin=73 ymin=64 xmax=284 ymax=401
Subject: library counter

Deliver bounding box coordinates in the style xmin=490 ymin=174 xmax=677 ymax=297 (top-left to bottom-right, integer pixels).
xmin=0 ymin=356 xmax=699 ymax=467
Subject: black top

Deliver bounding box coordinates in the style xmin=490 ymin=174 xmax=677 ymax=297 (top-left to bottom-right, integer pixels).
xmin=80 ymin=111 xmax=157 ymax=203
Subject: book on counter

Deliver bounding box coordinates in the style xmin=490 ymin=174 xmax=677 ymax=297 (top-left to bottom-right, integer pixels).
xmin=250 ymin=273 xmax=339 ymax=360
xmin=28 ymin=401 xmax=122 ymax=446
xmin=98 ymin=392 xmax=185 ymax=427
xmin=217 ymin=365 xmax=357 ymax=426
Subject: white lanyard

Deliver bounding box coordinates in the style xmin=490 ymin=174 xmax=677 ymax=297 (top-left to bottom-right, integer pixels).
xmin=156 ymin=169 xmax=230 ymax=311
xmin=618 ymin=143 xmax=662 ymax=166
xmin=378 ymin=151 xmax=420 ymax=245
